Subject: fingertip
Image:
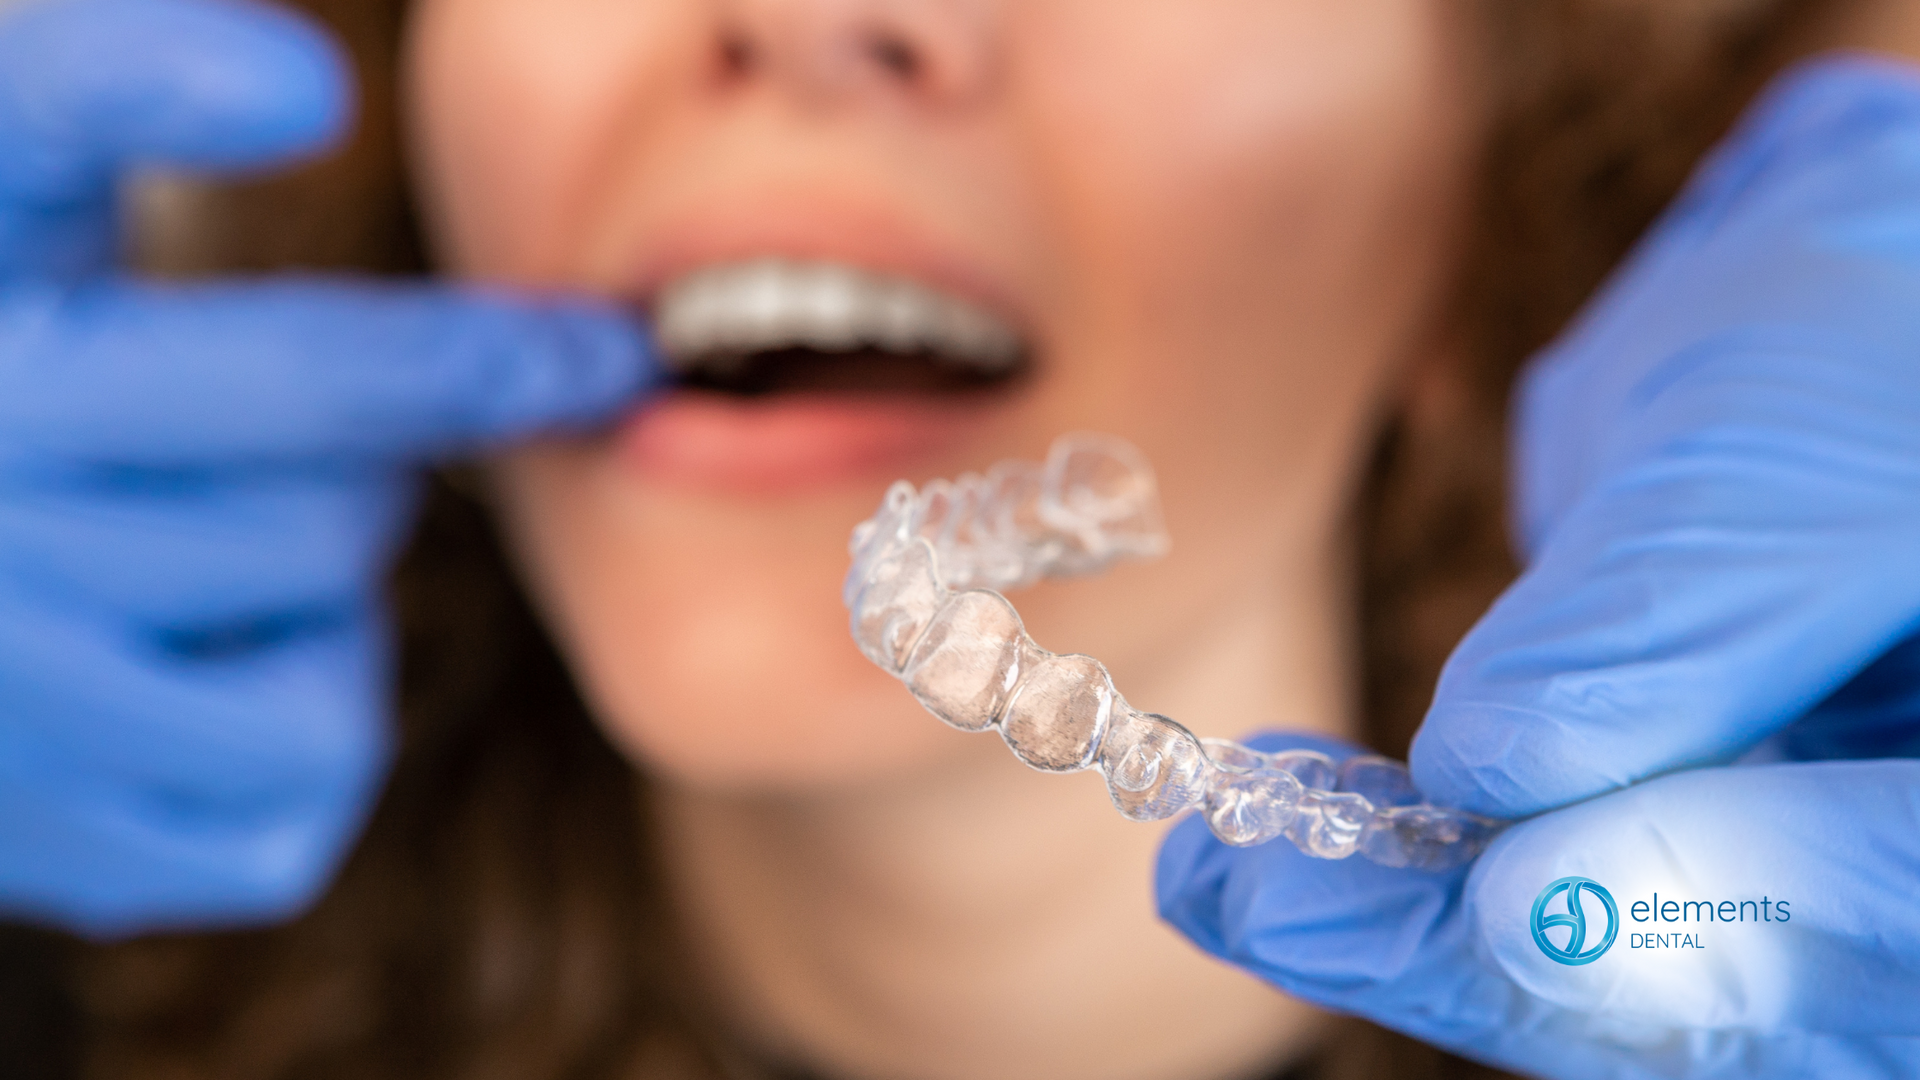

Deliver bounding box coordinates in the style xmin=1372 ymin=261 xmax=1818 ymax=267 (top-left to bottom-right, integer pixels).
xmin=1235 ymin=729 xmax=1364 ymax=760
xmin=1408 ymin=713 xmax=1495 ymax=815
xmin=1154 ymin=814 xmax=1217 ymax=909
xmin=365 ymin=286 xmax=660 ymax=446
xmin=1154 ymin=814 xmax=1232 ymax=954
xmin=471 ymin=297 xmax=660 ymax=436
xmin=1410 ymin=703 xmax=1574 ymax=820
xmin=1153 ymin=729 xmax=1370 ymax=941
xmin=1158 ymin=811 xmax=1469 ymax=1000
xmin=142 ymin=0 xmax=356 ymax=167
xmin=0 ymin=0 xmax=356 ymax=174
xmin=207 ymin=0 xmax=356 ymax=164
xmin=547 ymin=299 xmax=669 ymax=401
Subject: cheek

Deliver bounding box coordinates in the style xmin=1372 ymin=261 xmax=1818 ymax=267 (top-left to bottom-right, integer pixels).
xmin=1024 ymin=0 xmax=1467 ymax=365
xmin=490 ymin=444 xmax=983 ymax=788
xmin=1008 ymin=0 xmax=1473 ymax=570
xmin=1021 ymin=0 xmax=1464 ymax=287
xmin=406 ymin=0 xmax=691 ymax=281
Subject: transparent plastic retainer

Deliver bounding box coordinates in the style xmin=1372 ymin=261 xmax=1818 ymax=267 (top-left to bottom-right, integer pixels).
xmin=843 ymin=433 xmax=1503 ymax=869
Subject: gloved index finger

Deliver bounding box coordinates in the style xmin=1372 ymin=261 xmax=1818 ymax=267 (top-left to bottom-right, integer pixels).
xmin=0 ymin=0 xmax=350 ymax=281
xmin=1411 ymin=60 xmax=1920 ymax=819
xmin=1510 ymin=57 xmax=1920 ymax=557
xmin=0 ymin=278 xmax=662 ymax=467
xmin=0 ymin=0 xmax=349 ymax=196
xmin=1413 ymin=421 xmax=1920 ymax=821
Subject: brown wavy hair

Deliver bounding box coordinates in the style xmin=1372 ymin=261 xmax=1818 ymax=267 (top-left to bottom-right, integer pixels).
xmin=58 ymin=1 xmax=1841 ymax=1077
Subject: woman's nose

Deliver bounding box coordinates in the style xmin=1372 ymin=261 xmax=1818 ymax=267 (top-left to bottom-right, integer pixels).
xmin=712 ymin=0 xmax=999 ymax=109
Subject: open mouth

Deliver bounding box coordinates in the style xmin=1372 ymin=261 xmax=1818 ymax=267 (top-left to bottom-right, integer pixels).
xmin=653 ymin=258 xmax=1031 ymax=397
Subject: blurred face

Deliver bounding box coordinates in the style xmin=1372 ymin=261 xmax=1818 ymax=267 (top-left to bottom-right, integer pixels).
xmin=408 ymin=0 xmax=1476 ymax=790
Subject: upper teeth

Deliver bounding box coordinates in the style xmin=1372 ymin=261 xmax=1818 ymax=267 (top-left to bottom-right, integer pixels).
xmin=654 ymin=258 xmax=1024 ymax=373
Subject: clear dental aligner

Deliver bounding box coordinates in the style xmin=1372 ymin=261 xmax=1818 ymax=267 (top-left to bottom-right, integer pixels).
xmin=843 ymin=433 xmax=1503 ymax=870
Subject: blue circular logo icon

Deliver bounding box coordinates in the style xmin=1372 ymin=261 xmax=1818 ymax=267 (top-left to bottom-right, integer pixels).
xmin=1530 ymin=876 xmax=1618 ymax=966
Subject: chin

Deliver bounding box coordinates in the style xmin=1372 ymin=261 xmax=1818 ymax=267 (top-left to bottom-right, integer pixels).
xmin=589 ymin=623 xmax=977 ymax=794
xmin=495 ymin=430 xmax=1003 ymax=793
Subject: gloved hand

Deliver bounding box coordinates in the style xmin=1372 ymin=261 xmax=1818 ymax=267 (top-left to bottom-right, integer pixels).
xmin=0 ymin=0 xmax=660 ymax=936
xmin=1158 ymin=55 xmax=1920 ymax=1079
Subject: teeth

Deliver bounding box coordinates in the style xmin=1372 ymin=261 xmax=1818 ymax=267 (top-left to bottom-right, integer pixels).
xmin=655 ymin=258 xmax=1024 ymax=373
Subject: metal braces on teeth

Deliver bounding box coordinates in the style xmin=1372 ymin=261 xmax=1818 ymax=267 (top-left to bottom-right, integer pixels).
xmin=843 ymin=433 xmax=1503 ymax=870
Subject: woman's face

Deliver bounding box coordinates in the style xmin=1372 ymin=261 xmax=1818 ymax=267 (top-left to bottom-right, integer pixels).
xmin=408 ymin=0 xmax=1476 ymax=790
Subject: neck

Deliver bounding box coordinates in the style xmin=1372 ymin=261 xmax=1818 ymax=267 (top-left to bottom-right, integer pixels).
xmin=652 ymin=555 xmax=1355 ymax=1080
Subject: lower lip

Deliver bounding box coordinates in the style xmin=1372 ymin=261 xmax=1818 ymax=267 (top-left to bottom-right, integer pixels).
xmin=619 ymin=390 xmax=1002 ymax=493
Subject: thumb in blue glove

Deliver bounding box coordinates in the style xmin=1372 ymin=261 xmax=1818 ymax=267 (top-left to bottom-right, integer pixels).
xmin=0 ymin=0 xmax=663 ymax=936
xmin=1412 ymin=54 xmax=1920 ymax=817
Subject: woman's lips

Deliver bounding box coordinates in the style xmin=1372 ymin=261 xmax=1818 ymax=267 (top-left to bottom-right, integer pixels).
xmin=619 ymin=389 xmax=1002 ymax=493
xmin=620 ymin=208 xmax=1033 ymax=494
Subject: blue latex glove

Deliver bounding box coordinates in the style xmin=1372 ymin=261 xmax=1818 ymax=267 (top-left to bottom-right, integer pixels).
xmin=0 ymin=0 xmax=660 ymax=936
xmin=1158 ymin=56 xmax=1920 ymax=1079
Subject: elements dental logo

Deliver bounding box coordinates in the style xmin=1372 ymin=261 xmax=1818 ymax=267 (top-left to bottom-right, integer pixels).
xmin=1530 ymin=876 xmax=1619 ymax=966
